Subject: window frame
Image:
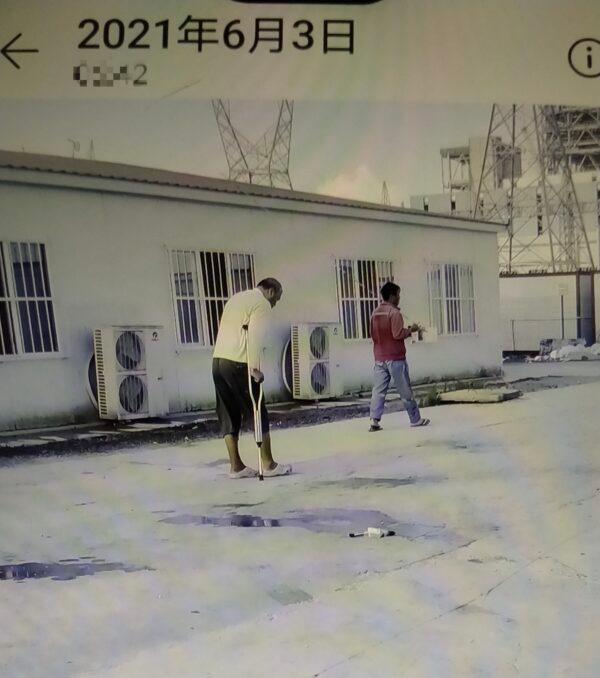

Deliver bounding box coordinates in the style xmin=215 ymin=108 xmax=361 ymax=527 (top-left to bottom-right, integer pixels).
xmin=168 ymin=248 xmax=256 ymax=348
xmin=0 ymin=240 xmax=61 ymax=360
xmin=427 ymin=262 xmax=476 ymax=336
xmin=335 ymin=257 xmax=394 ymax=340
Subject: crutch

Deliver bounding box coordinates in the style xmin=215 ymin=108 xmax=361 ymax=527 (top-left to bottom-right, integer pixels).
xmin=243 ymin=325 xmax=264 ymax=481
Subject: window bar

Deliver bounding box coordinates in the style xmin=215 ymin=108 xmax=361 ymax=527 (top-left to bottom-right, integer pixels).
xmin=441 ymin=264 xmax=448 ymax=335
xmin=0 ymin=244 xmax=12 ymax=355
xmin=27 ymin=243 xmax=46 ymax=352
xmin=191 ymin=251 xmax=205 ymax=346
xmin=361 ymin=260 xmax=368 ymax=340
xmin=177 ymin=250 xmax=191 ymax=344
xmin=351 ymin=259 xmax=358 ymax=339
xmin=193 ymin=252 xmax=206 ymax=346
xmin=172 ymin=251 xmax=182 ymax=343
xmin=338 ymin=260 xmax=346 ymax=337
xmin=187 ymin=250 xmax=198 ymax=345
xmin=356 ymin=260 xmax=364 ymax=339
xmin=173 ymin=251 xmax=184 ymax=343
xmin=246 ymin=254 xmax=253 ymax=290
xmin=341 ymin=259 xmax=351 ymax=339
xmin=194 ymin=252 xmax=208 ymax=347
xmin=360 ymin=260 xmax=368 ymax=338
xmin=209 ymin=251 xmax=220 ymax=344
xmin=368 ymin=260 xmax=376 ymax=337
xmin=229 ymin=253 xmax=238 ymax=293
xmin=205 ymin=252 xmax=217 ymax=345
xmin=12 ymin=243 xmax=35 ymax=353
xmin=38 ymin=244 xmax=58 ymax=352
xmin=453 ymin=265 xmax=459 ymax=333
xmin=351 ymin=259 xmax=357 ymax=339
xmin=337 ymin=260 xmax=346 ymax=338
xmin=449 ymin=265 xmax=455 ymax=334
xmin=182 ymin=250 xmax=194 ymax=344
xmin=212 ymin=251 xmax=224 ymax=342
xmin=335 ymin=260 xmax=346 ymax=338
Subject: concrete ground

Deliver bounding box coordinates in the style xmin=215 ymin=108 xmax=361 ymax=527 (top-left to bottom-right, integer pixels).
xmin=1 ymin=380 xmax=600 ymax=677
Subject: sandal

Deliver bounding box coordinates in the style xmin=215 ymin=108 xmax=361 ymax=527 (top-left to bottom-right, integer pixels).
xmin=228 ymin=466 xmax=258 ymax=479
xmin=263 ymin=463 xmax=292 ymax=477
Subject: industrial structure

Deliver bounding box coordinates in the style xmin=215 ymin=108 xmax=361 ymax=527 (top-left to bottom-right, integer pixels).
xmin=411 ymin=105 xmax=600 ymax=351
xmin=212 ymin=100 xmax=294 ymax=189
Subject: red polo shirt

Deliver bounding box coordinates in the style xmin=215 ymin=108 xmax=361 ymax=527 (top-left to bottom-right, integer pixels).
xmin=370 ymin=302 xmax=413 ymax=361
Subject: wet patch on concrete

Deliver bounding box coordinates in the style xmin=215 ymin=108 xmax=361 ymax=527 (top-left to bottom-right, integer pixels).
xmin=160 ymin=507 xmax=441 ymax=537
xmin=418 ymin=440 xmax=491 ymax=453
xmin=310 ymin=475 xmax=446 ymax=490
xmin=269 ymin=586 xmax=313 ymax=605
xmin=151 ymin=509 xmax=176 ymax=514
xmin=212 ymin=502 xmax=264 ymax=509
xmin=204 ymin=459 xmax=228 ymax=467
xmin=0 ymin=559 xmax=153 ymax=582
xmin=469 ymin=555 xmax=516 ymax=565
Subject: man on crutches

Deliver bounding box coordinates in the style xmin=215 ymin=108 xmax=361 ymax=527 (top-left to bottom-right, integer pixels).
xmin=212 ymin=278 xmax=292 ymax=479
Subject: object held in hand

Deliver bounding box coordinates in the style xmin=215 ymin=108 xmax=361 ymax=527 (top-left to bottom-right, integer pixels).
xmin=348 ymin=527 xmax=396 ymax=538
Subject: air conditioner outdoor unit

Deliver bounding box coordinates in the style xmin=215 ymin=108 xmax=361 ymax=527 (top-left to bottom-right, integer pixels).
xmin=290 ymin=322 xmax=343 ymax=400
xmin=93 ymin=325 xmax=168 ymax=420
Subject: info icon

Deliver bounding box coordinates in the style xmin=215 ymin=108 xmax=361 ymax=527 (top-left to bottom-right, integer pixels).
xmin=568 ymin=38 xmax=600 ymax=78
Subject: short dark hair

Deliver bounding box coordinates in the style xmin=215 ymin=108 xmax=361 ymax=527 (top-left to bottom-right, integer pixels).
xmin=257 ymin=277 xmax=282 ymax=293
xmin=380 ymin=281 xmax=400 ymax=301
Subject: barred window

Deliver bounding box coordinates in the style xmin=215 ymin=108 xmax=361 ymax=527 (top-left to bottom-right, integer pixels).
xmin=170 ymin=250 xmax=255 ymax=346
xmin=0 ymin=242 xmax=59 ymax=357
xmin=428 ymin=263 xmax=475 ymax=335
xmin=335 ymin=258 xmax=394 ymax=339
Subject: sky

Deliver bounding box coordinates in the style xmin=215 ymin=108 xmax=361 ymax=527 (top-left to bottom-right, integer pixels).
xmin=0 ymin=98 xmax=492 ymax=205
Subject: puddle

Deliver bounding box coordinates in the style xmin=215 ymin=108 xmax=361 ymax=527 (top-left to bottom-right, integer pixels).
xmin=0 ymin=559 xmax=152 ymax=581
xmin=160 ymin=507 xmax=440 ymax=537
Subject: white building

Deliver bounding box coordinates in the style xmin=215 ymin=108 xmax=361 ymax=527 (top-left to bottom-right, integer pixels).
xmin=0 ymin=152 xmax=502 ymax=432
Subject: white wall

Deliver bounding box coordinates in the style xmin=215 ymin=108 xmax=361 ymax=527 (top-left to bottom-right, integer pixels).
xmin=0 ymin=179 xmax=501 ymax=430
xmin=499 ymin=275 xmax=578 ymax=352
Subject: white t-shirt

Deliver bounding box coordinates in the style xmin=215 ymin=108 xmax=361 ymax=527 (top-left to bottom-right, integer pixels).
xmin=213 ymin=288 xmax=271 ymax=369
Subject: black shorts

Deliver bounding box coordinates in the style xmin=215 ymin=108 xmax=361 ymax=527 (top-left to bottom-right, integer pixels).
xmin=212 ymin=358 xmax=270 ymax=438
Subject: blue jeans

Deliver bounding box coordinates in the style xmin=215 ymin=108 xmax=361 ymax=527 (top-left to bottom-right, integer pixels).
xmin=369 ymin=360 xmax=421 ymax=424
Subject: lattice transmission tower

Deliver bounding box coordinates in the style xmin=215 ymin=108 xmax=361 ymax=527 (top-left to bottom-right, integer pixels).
xmin=212 ymin=100 xmax=294 ymax=189
xmin=381 ymin=181 xmax=390 ymax=205
xmin=473 ymin=104 xmax=597 ymax=274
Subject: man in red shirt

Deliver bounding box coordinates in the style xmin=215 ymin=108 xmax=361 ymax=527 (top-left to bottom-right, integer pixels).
xmin=369 ymin=281 xmax=430 ymax=431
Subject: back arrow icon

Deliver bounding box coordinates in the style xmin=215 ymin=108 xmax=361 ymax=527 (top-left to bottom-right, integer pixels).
xmin=1 ymin=33 xmax=39 ymax=69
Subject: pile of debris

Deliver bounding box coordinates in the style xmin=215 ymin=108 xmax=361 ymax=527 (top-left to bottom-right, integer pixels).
xmin=530 ymin=339 xmax=600 ymax=362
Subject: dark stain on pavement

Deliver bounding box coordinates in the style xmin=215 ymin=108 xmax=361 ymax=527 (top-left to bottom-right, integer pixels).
xmin=0 ymin=560 xmax=153 ymax=582
xmin=310 ymin=475 xmax=446 ymax=490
